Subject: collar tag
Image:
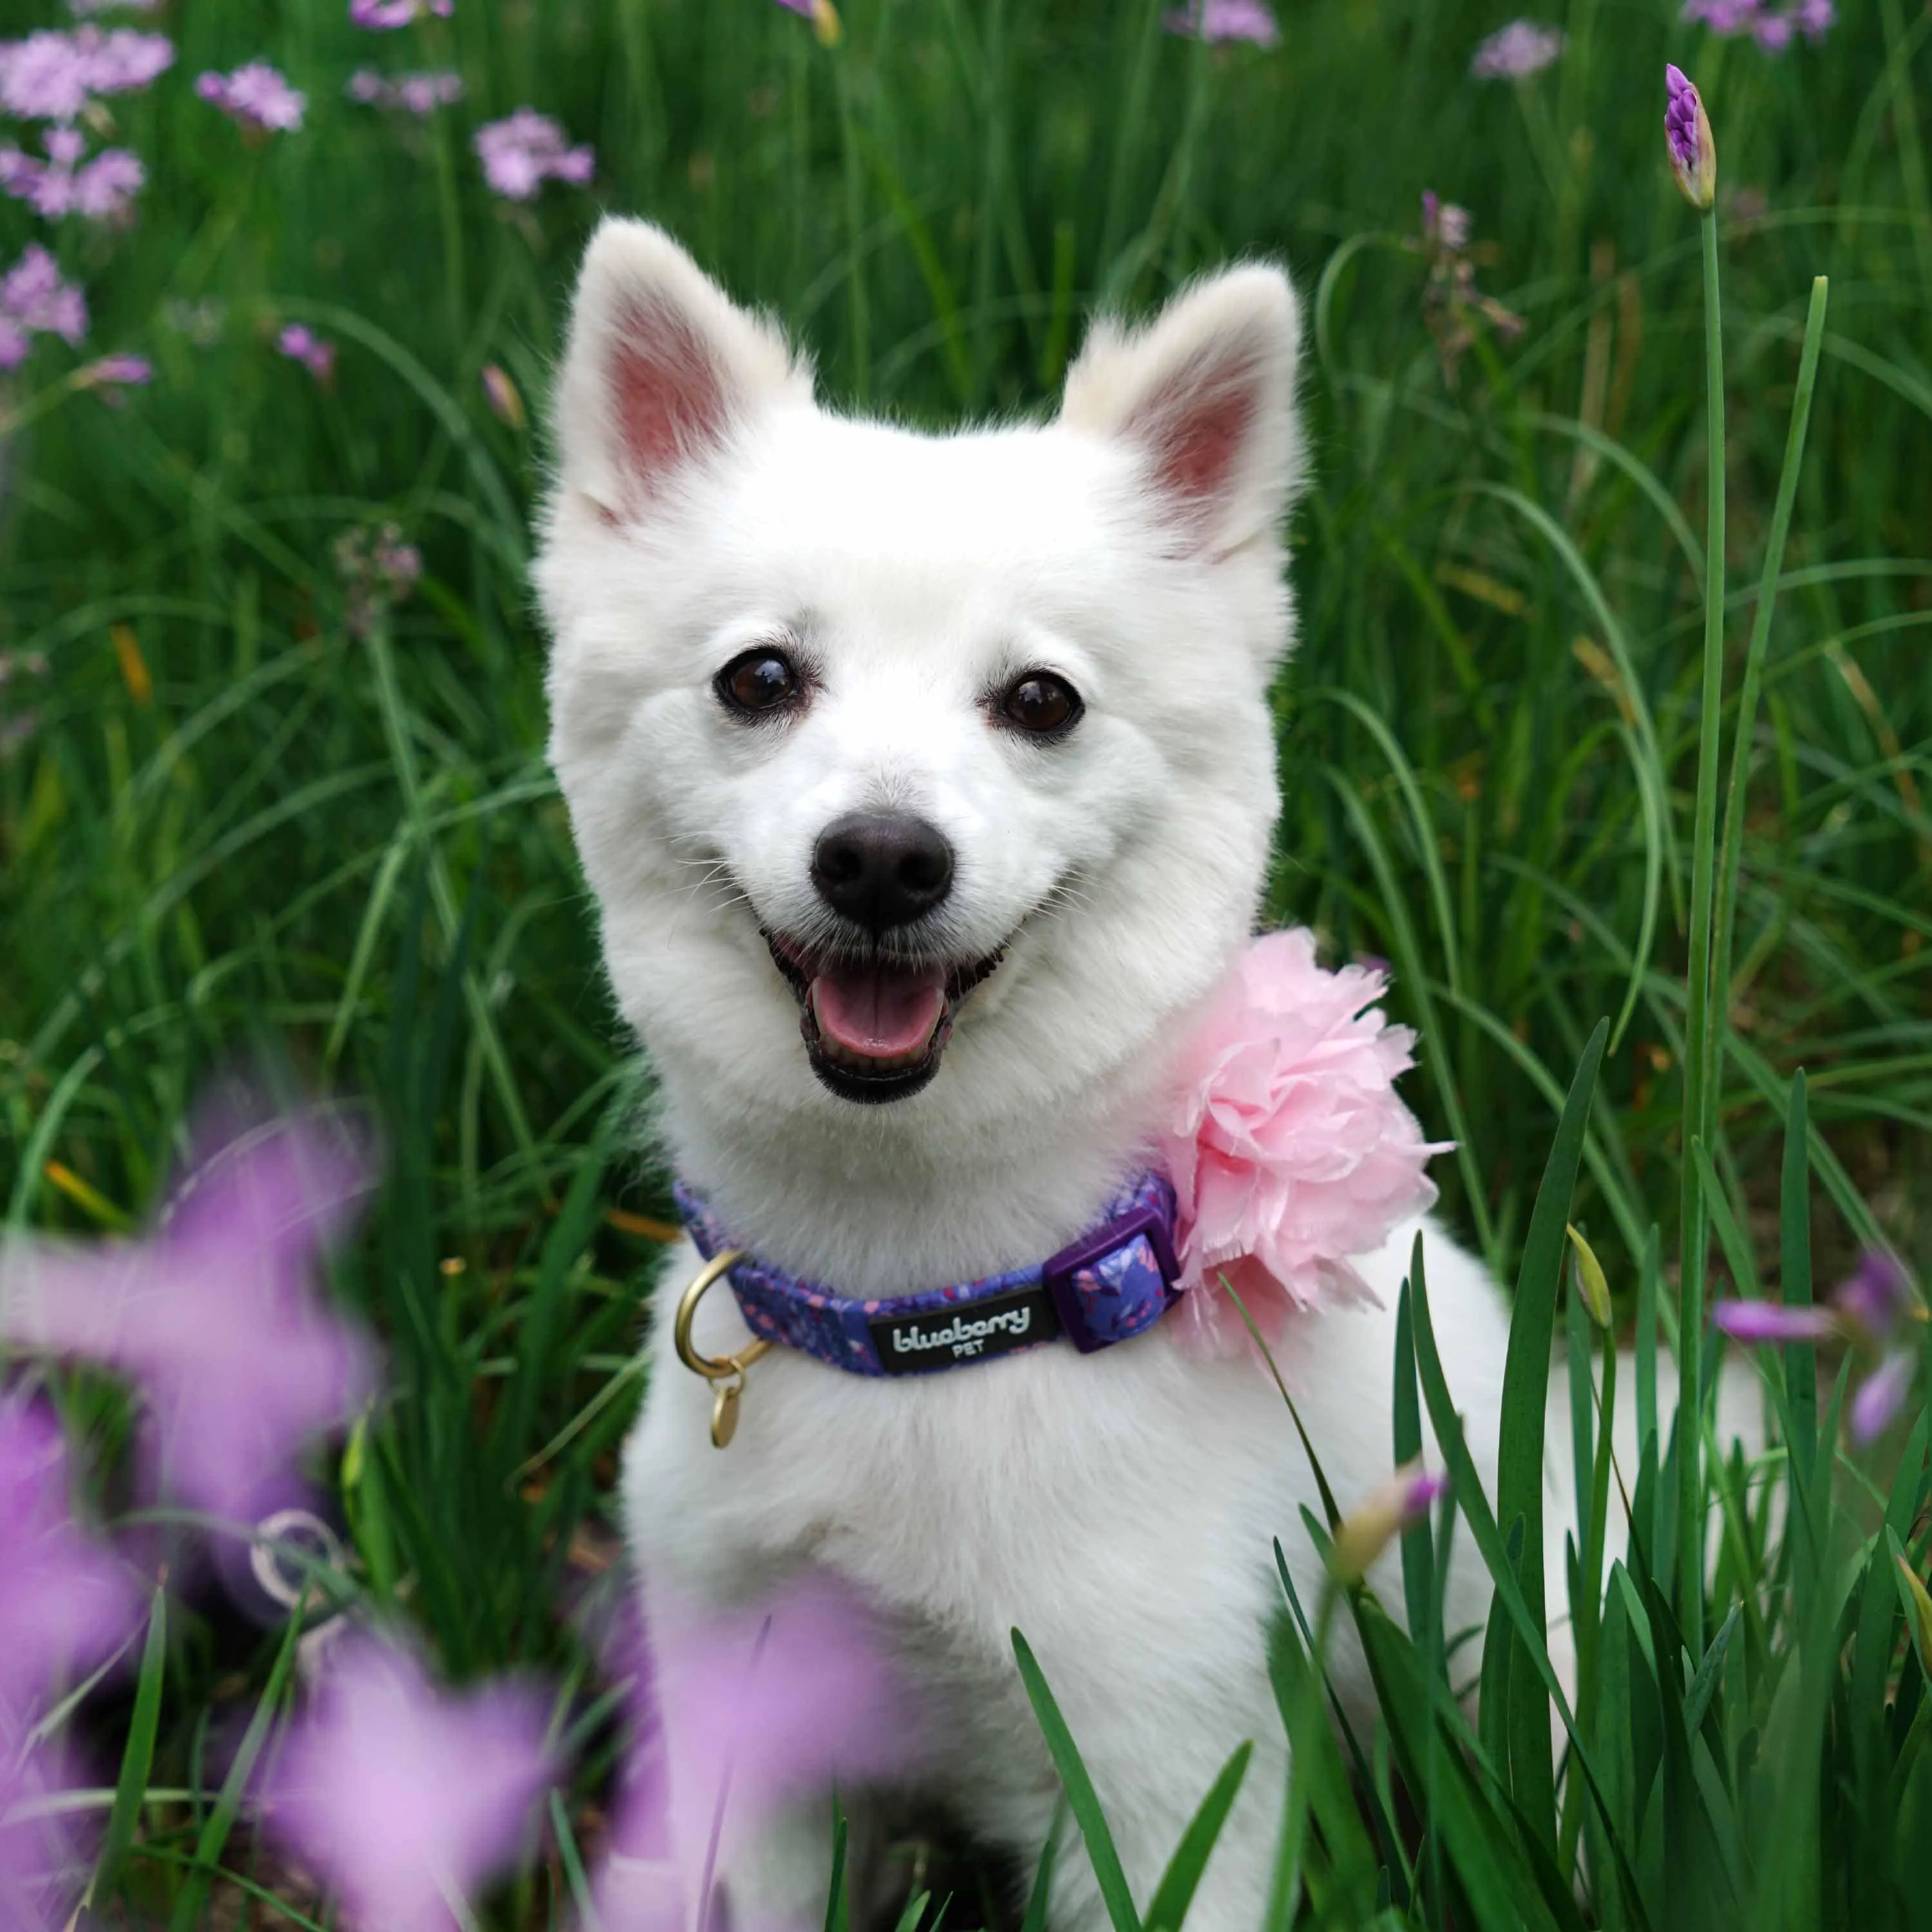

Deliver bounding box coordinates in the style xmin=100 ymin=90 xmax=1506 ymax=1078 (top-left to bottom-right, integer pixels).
xmin=869 ymin=1284 xmax=1063 ymax=1376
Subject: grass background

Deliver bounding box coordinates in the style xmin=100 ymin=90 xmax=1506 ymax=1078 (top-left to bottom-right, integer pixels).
xmin=1 ymin=0 xmax=1929 ymax=1923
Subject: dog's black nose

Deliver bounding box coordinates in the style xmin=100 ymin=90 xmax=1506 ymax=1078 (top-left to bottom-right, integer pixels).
xmin=811 ymin=812 xmax=954 ymax=933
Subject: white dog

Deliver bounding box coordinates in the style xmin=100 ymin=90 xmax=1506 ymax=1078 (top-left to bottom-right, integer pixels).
xmin=536 ymin=220 xmax=1527 ymax=1932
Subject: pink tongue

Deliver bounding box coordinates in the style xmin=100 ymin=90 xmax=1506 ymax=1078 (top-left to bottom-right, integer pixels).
xmin=811 ymin=962 xmax=947 ymax=1058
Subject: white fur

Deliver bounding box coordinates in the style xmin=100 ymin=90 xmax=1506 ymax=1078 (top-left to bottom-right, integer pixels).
xmin=537 ymin=220 xmax=1535 ymax=1931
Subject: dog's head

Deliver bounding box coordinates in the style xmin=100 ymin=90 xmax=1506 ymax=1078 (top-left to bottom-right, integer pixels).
xmin=537 ymin=222 xmax=1303 ymax=1147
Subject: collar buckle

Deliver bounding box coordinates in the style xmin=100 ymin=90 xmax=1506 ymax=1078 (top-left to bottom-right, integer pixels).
xmin=1040 ymin=1187 xmax=1181 ymax=1354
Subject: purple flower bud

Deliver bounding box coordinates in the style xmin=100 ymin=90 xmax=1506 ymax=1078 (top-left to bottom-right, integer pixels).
xmin=1330 ymin=1461 xmax=1446 ymax=1581
xmin=1710 ymin=1298 xmax=1836 ymax=1344
xmin=1833 ymin=1247 xmax=1915 ymax=1340
xmin=1850 ymin=1350 xmax=1915 ymax=1448
xmin=1665 ymin=64 xmax=1717 ymax=211
xmin=480 ymin=362 xmax=525 ymax=430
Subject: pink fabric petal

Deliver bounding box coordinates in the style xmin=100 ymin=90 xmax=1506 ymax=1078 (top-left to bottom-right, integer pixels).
xmin=1158 ymin=930 xmax=1449 ymax=1355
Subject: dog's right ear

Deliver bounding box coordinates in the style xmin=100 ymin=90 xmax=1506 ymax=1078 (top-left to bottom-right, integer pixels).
xmin=553 ymin=219 xmax=810 ymax=517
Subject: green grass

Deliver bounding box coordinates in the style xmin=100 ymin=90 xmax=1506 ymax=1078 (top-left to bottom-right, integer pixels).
xmin=1 ymin=0 xmax=1929 ymax=1924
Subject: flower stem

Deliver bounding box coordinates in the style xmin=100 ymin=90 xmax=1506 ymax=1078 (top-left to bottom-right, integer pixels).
xmin=1710 ymin=278 xmax=1829 ymax=1072
xmin=1677 ymin=204 xmax=1726 ymax=1653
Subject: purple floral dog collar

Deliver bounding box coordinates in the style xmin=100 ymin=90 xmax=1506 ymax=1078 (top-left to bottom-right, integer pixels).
xmin=672 ymin=1172 xmax=1181 ymax=1382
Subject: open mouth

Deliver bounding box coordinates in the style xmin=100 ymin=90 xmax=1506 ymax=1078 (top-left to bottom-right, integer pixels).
xmin=763 ymin=931 xmax=1006 ymax=1104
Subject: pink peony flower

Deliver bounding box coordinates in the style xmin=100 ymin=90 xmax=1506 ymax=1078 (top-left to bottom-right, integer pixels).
xmin=1157 ymin=929 xmax=1448 ymax=1352
xmin=473 ymin=108 xmax=593 ymax=200
xmin=197 ymin=61 xmax=305 ymax=133
xmin=0 ymin=1091 xmax=376 ymax=1526
xmin=263 ymin=1634 xmax=554 ymax=1932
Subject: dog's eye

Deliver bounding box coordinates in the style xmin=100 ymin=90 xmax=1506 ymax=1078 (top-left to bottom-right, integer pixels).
xmin=715 ymin=648 xmax=802 ymax=718
xmin=999 ymin=672 xmax=1083 ymax=738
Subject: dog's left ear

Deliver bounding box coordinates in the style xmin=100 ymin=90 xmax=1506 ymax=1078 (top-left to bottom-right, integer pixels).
xmin=1059 ymin=265 xmax=1302 ymax=557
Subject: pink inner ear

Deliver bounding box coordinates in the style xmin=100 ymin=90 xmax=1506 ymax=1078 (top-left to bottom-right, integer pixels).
xmin=1133 ymin=352 xmax=1259 ymax=517
xmin=611 ymin=301 xmax=728 ymax=495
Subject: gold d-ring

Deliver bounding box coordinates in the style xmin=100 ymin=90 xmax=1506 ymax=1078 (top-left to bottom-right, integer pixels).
xmin=673 ymin=1249 xmax=771 ymax=1448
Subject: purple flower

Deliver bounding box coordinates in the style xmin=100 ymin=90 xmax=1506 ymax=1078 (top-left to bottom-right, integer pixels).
xmin=1850 ymin=1350 xmax=1916 ymax=1448
xmin=1470 ymin=19 xmax=1564 ymax=77
xmin=77 ymin=352 xmax=151 ymax=401
xmin=0 ymin=1095 xmax=377 ymax=1526
xmin=197 ymin=61 xmax=305 ymax=133
xmin=1330 ymin=1461 xmax=1447 ymax=1581
xmin=1680 ymin=0 xmax=1833 ymax=44
xmin=1 ymin=245 xmax=88 ymax=346
xmin=1414 ymin=193 xmax=1521 ymax=385
xmin=278 ymin=323 xmax=337 ymax=383
xmin=480 ymin=362 xmax=525 ymax=429
xmin=1665 ymin=63 xmax=1717 ymax=209
xmin=346 ymin=66 xmax=463 ymax=113
xmin=473 ymin=109 xmax=594 ymax=200
xmin=162 ymin=296 xmax=224 ymax=346
xmin=772 ymin=0 xmax=844 ymax=41
xmin=0 ymin=1739 xmax=94 ymax=1932
xmin=0 ymin=26 xmax=173 ymax=122
xmin=263 ymin=1634 xmax=554 ymax=1932
xmin=335 ymin=522 xmax=423 ymax=638
xmin=0 ymin=1400 xmax=139 ymax=1723
xmin=0 ymin=128 xmax=144 ymax=222
xmin=1162 ymin=0 xmax=1283 ymax=43
xmin=349 ymin=0 xmax=455 ymax=26
xmin=68 ymin=0 xmax=164 ymax=12
xmin=1710 ymin=1298 xmax=1835 ymax=1343
xmin=1834 ymin=1248 xmax=1913 ymax=1340
xmin=592 ymin=1573 xmax=913 ymax=1927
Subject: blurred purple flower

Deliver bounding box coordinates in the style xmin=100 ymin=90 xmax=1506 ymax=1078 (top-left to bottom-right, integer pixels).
xmin=197 ymin=61 xmax=306 ymax=133
xmin=474 ymin=108 xmax=594 ymax=200
xmin=77 ymin=352 xmax=151 ymax=402
xmin=1850 ymin=1349 xmax=1916 ymax=1448
xmin=162 ymin=296 xmax=225 ymax=346
xmin=1413 ymin=193 xmax=1520 ymax=386
xmin=1665 ymin=63 xmax=1716 ymax=209
xmin=350 ymin=0 xmax=455 ymax=26
xmin=1835 ymin=1248 xmax=1913 ymax=1340
xmin=772 ymin=0 xmax=843 ymax=41
xmin=592 ymin=1573 xmax=913 ymax=1929
xmin=0 ymin=1738 xmax=93 ymax=1932
xmin=68 ymin=0 xmax=163 ymax=12
xmin=0 ymin=128 xmax=144 ymax=222
xmin=0 ymin=1096 xmax=377 ymax=1526
xmin=1470 ymin=19 xmax=1564 ymax=77
xmin=278 ymin=323 xmax=337 ymax=384
xmin=1162 ymin=0 xmax=1283 ymax=44
xmin=347 ymin=66 xmax=464 ymax=113
xmin=0 ymin=1400 xmax=140 ymax=1722
xmin=335 ymin=522 xmax=423 ymax=638
xmin=1 ymin=246 xmax=88 ymax=348
xmin=1710 ymin=1298 xmax=1835 ymax=1343
xmin=0 ymin=26 xmax=173 ymax=122
xmin=480 ymin=363 xmax=525 ymax=430
xmin=1331 ymin=1461 xmax=1446 ymax=1580
xmin=263 ymin=1634 xmax=554 ymax=1932
xmin=1681 ymin=0 xmax=1833 ymax=45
